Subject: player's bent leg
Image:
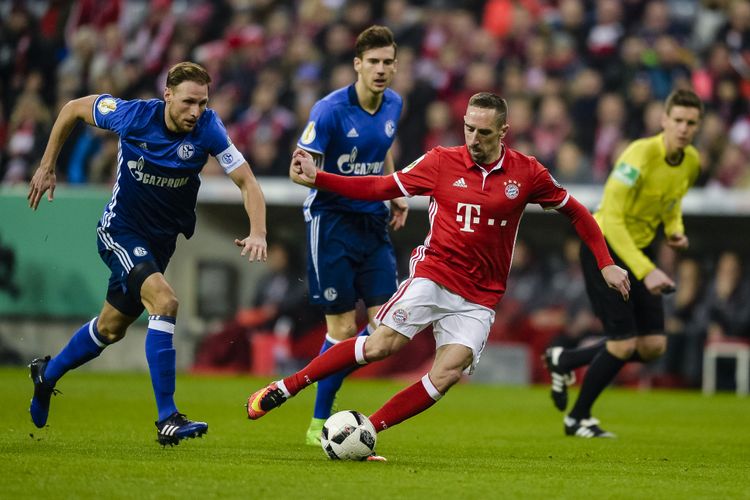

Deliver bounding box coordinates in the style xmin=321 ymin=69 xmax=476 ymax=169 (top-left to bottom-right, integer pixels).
xmin=248 ymin=327 xmax=406 ymax=420
xmin=428 ymin=343 xmax=473 ymax=393
xmin=368 ymin=345 xmax=470 ymax=432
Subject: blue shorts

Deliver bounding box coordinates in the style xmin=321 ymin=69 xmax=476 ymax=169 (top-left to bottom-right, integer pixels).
xmin=306 ymin=211 xmax=397 ymax=314
xmin=96 ymin=225 xmax=175 ymax=317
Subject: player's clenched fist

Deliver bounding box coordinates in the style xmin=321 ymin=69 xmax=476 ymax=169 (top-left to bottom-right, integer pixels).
xmin=289 ymin=148 xmax=317 ymax=187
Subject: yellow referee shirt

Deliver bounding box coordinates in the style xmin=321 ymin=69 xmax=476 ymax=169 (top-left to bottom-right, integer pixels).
xmin=594 ymin=133 xmax=700 ymax=280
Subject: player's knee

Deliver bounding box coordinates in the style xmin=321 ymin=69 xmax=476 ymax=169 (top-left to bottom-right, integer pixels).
xmin=430 ymin=367 xmax=463 ymax=393
xmin=152 ymin=294 xmax=179 ymax=316
xmin=363 ymin=331 xmax=403 ymax=361
xmin=363 ymin=338 xmax=393 ymax=361
xmin=329 ymin=323 xmax=358 ymax=340
xmin=607 ymin=338 xmax=637 ymax=360
xmin=96 ymin=319 xmax=127 ymax=343
xmin=637 ymin=338 xmax=666 ymax=360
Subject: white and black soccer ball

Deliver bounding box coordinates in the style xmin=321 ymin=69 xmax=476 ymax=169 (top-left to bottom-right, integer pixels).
xmin=320 ymin=410 xmax=377 ymax=461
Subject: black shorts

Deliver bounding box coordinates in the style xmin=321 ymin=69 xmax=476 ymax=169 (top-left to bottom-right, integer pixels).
xmin=580 ymin=243 xmax=664 ymax=339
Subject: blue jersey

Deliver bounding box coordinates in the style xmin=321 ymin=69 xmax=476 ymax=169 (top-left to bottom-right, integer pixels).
xmin=92 ymin=94 xmax=244 ymax=241
xmin=298 ymin=85 xmax=402 ymax=220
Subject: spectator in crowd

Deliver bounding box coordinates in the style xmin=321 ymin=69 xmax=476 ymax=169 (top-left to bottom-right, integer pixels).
xmin=4 ymin=0 xmax=750 ymax=185
xmin=683 ymin=251 xmax=750 ymax=388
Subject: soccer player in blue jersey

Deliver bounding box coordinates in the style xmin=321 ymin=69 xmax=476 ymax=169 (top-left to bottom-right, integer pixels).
xmin=26 ymin=62 xmax=267 ymax=445
xmin=295 ymin=25 xmax=409 ymax=445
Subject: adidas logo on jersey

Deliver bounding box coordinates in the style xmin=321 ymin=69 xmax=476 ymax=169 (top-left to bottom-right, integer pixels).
xmin=453 ymin=178 xmax=468 ymax=188
xmin=347 ymin=128 xmax=359 ymax=138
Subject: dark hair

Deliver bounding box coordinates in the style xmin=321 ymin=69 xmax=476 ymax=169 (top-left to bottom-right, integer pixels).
xmin=665 ymin=89 xmax=703 ymax=116
xmin=468 ymin=92 xmax=508 ymax=125
xmin=355 ymin=25 xmax=397 ymax=59
xmin=166 ymin=62 xmax=212 ymax=89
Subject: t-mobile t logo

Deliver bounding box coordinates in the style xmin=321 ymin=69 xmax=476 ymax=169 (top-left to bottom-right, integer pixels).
xmin=456 ymin=202 xmax=508 ymax=232
xmin=456 ymin=203 xmax=481 ymax=232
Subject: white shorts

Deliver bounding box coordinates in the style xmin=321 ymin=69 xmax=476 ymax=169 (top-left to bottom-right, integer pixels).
xmin=375 ymin=277 xmax=495 ymax=374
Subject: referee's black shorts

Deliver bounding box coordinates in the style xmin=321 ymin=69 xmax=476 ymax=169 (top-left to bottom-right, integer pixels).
xmin=580 ymin=242 xmax=664 ymax=339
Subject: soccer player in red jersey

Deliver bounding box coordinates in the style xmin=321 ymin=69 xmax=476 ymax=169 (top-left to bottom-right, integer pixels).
xmin=245 ymin=92 xmax=630 ymax=456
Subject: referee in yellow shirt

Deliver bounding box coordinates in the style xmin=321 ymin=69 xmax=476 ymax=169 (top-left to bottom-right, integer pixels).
xmin=544 ymin=89 xmax=703 ymax=437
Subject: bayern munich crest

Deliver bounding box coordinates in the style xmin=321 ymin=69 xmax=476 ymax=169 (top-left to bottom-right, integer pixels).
xmin=504 ymin=180 xmax=520 ymax=199
xmin=392 ymin=308 xmax=408 ymax=324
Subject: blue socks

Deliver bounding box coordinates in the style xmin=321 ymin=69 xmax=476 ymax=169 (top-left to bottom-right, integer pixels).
xmin=145 ymin=315 xmax=178 ymax=422
xmin=45 ymin=317 xmax=108 ymax=383
xmin=312 ymin=325 xmax=370 ymax=420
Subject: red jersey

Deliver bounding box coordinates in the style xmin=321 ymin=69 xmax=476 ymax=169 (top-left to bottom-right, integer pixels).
xmin=313 ymin=144 xmax=613 ymax=308
xmin=392 ymin=145 xmax=568 ymax=308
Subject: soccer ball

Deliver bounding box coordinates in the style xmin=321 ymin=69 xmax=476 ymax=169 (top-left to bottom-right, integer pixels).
xmin=320 ymin=410 xmax=377 ymax=460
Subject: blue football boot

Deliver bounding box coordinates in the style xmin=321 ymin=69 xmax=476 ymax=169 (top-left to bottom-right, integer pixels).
xmin=29 ymin=356 xmax=59 ymax=428
xmin=156 ymin=412 xmax=208 ymax=446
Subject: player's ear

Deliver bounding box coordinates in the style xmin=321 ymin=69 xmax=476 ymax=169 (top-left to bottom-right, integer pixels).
xmin=499 ymin=123 xmax=510 ymax=140
xmin=163 ymin=86 xmax=172 ymax=104
xmin=353 ymin=57 xmax=362 ymax=73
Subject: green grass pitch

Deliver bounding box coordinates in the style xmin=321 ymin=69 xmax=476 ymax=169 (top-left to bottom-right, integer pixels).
xmin=2 ymin=367 xmax=748 ymax=499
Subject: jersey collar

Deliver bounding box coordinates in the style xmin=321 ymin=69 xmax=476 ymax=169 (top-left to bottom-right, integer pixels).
xmin=462 ymin=144 xmax=506 ymax=173
xmin=348 ymin=84 xmax=385 ymax=114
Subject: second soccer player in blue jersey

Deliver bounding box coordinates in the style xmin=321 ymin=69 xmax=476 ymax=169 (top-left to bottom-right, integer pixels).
xmin=295 ymin=25 xmax=409 ymax=445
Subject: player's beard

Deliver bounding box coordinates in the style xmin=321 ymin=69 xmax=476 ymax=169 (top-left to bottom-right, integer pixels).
xmin=469 ymin=147 xmax=487 ymax=164
xmin=167 ymin=107 xmax=196 ymax=133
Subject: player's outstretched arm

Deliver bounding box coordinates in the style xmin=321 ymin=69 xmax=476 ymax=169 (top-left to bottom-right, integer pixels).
xmin=557 ymin=195 xmax=630 ymax=300
xmin=230 ymin=163 xmax=268 ymax=262
xmin=28 ymin=95 xmax=98 ymax=210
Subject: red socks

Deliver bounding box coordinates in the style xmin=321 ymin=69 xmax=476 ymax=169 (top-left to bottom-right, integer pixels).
xmin=282 ymin=336 xmax=367 ymax=395
xmin=369 ymin=374 xmax=443 ymax=432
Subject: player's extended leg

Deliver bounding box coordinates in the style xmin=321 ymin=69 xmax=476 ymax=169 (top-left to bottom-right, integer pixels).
xmin=29 ymin=302 xmax=134 ymax=428
xmin=247 ymin=325 xmax=409 ymax=419
xmin=564 ymin=337 xmax=637 ymax=438
xmin=140 ymin=272 xmax=207 ymax=445
xmin=369 ymin=343 xmax=472 ymax=432
xmin=307 ymin=309 xmax=377 ymax=445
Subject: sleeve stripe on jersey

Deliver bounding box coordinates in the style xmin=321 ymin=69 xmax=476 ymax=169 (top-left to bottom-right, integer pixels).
xmin=297 ymin=144 xmax=324 ymax=156
xmin=92 ymin=95 xmax=105 ymax=127
xmin=549 ymin=192 xmax=570 ymax=210
xmin=393 ymin=172 xmax=412 ymax=197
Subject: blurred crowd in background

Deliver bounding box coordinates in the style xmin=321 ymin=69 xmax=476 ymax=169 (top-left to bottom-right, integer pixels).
xmin=1 ymin=0 xmax=749 ymax=387
xmin=4 ymin=0 xmax=750 ymax=187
